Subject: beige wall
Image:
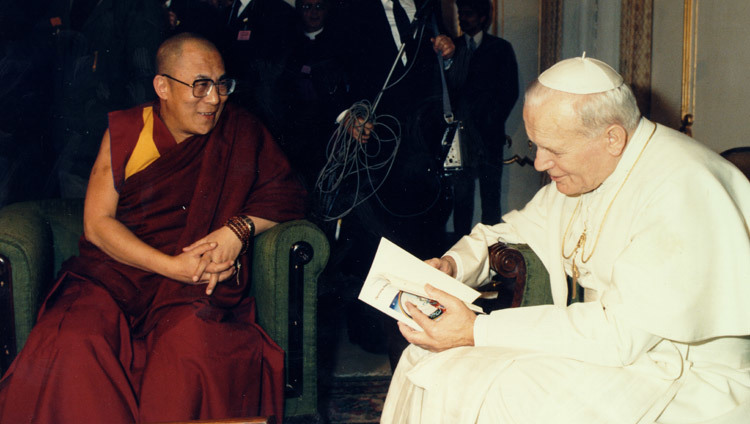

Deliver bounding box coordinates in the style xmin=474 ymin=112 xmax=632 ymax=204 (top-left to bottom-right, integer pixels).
xmin=651 ymin=0 xmax=750 ymax=153
xmin=690 ymin=0 xmax=750 ymax=152
xmin=497 ymin=0 xmax=545 ymax=215
xmin=650 ymin=0 xmax=684 ymax=129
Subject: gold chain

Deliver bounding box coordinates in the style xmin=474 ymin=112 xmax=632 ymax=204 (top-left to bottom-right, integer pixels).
xmin=560 ymin=124 xmax=657 ymax=294
xmin=561 ymin=198 xmax=584 ymax=260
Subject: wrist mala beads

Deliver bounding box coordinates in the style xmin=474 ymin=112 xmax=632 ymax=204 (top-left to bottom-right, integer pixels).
xmin=226 ymin=215 xmax=255 ymax=255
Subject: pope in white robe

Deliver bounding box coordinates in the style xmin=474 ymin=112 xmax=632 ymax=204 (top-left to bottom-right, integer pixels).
xmin=380 ymin=56 xmax=750 ymax=424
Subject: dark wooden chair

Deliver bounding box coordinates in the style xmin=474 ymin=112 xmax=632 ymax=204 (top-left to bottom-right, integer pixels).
xmin=477 ymin=243 xmax=550 ymax=310
xmin=721 ymin=146 xmax=750 ymax=180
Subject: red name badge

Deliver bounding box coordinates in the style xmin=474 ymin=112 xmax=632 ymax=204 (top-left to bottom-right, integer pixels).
xmin=237 ymin=30 xmax=251 ymax=41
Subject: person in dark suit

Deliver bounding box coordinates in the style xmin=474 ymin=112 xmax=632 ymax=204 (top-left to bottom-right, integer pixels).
xmin=321 ymin=0 xmax=455 ymax=358
xmin=221 ymin=0 xmax=297 ymax=139
xmin=41 ymin=0 xmax=167 ymax=198
xmin=281 ymin=0 xmax=352 ymax=190
xmin=0 ymin=1 xmax=56 ymax=208
xmin=446 ymin=0 xmax=518 ymax=235
xmin=330 ymin=0 xmax=455 ymax=260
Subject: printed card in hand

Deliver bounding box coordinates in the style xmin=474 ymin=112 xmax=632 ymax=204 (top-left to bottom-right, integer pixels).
xmin=358 ymin=237 xmax=484 ymax=331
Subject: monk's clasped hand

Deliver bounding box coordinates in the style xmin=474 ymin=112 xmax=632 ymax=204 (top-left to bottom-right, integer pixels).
xmin=183 ymin=226 xmax=243 ymax=295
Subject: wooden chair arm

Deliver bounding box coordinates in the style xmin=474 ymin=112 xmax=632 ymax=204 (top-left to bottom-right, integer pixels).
xmin=480 ymin=241 xmax=555 ymax=310
xmin=483 ymin=242 xmax=527 ymax=308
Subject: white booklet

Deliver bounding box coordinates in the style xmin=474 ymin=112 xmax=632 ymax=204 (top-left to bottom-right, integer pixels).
xmin=358 ymin=237 xmax=484 ymax=331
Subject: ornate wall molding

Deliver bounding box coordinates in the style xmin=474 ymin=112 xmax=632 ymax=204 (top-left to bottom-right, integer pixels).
xmin=620 ymin=0 xmax=654 ymax=118
xmin=539 ymin=0 xmax=563 ymax=73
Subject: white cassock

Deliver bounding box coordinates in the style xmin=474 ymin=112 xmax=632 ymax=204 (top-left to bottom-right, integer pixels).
xmin=381 ymin=119 xmax=750 ymax=424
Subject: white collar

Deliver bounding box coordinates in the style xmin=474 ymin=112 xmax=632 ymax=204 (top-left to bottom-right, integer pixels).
xmin=237 ymin=0 xmax=253 ymax=16
xmin=305 ymin=28 xmax=324 ymax=40
xmin=382 ymin=0 xmax=416 ymax=20
xmin=464 ymin=31 xmax=484 ymax=48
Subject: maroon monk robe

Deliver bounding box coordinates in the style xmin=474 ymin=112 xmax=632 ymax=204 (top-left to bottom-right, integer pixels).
xmin=0 ymin=102 xmax=306 ymax=423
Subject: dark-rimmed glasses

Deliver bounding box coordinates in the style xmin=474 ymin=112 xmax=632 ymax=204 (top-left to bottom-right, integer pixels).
xmin=301 ymin=3 xmax=326 ymax=10
xmin=161 ymin=74 xmax=236 ymax=97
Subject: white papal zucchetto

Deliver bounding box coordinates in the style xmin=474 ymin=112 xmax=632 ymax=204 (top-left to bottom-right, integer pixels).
xmin=538 ymin=53 xmax=624 ymax=94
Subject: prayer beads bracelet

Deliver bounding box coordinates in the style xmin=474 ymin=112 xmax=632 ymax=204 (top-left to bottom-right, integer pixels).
xmin=226 ymin=215 xmax=255 ymax=255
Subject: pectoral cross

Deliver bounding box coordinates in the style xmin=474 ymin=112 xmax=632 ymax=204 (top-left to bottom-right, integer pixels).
xmin=569 ymin=231 xmax=586 ymax=299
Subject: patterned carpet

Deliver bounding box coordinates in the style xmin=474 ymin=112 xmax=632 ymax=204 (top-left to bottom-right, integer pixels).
xmin=322 ymin=376 xmax=391 ymax=424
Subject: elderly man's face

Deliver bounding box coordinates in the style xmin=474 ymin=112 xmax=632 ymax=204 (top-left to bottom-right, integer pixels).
xmin=159 ymin=42 xmax=227 ymax=143
xmin=524 ymin=96 xmax=620 ymax=196
xmin=300 ymin=0 xmax=328 ymax=33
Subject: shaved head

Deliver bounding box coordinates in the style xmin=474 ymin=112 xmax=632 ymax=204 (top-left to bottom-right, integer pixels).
xmin=153 ymin=32 xmax=228 ymax=143
xmin=156 ymin=33 xmax=220 ymax=75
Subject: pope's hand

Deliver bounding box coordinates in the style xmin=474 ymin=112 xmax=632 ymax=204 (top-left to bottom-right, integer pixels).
xmin=398 ymin=284 xmax=476 ymax=352
xmin=424 ymin=256 xmax=457 ymax=278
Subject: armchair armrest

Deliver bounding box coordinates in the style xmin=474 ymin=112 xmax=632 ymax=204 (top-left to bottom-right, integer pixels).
xmin=250 ymin=219 xmax=329 ymax=415
xmin=485 ymin=242 xmax=553 ymax=308
xmin=0 ymin=199 xmax=83 ymax=372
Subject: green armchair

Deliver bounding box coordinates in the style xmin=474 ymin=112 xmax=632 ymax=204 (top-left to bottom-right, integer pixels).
xmin=0 ymin=199 xmax=329 ymax=419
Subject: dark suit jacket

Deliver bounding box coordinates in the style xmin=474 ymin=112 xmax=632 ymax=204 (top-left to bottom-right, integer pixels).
xmin=221 ymin=0 xmax=297 ymax=136
xmin=281 ymin=27 xmax=353 ymax=188
xmin=40 ymin=0 xmax=167 ymax=182
xmin=223 ymin=0 xmax=297 ymax=67
xmin=323 ymin=0 xmax=452 ymax=257
xmin=332 ymin=0 xmax=443 ymax=118
xmin=447 ymin=32 xmax=518 ymax=165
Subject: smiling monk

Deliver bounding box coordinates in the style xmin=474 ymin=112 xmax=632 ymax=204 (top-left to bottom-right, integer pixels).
xmin=0 ymin=33 xmax=305 ymax=423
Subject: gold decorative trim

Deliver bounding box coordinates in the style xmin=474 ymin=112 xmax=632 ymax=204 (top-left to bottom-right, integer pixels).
xmin=680 ymin=0 xmax=699 ymax=135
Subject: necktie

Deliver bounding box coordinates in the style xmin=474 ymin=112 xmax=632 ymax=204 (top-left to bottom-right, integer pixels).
xmin=468 ymin=37 xmax=477 ymax=53
xmin=392 ymin=0 xmax=412 ymax=42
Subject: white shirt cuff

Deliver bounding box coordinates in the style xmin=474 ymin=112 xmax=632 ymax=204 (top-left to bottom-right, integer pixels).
xmin=444 ymin=251 xmax=464 ymax=281
xmin=473 ymin=314 xmax=492 ymax=346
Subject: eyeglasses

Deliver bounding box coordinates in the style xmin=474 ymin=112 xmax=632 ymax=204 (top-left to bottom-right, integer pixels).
xmin=301 ymin=3 xmax=326 ymax=10
xmin=161 ymin=74 xmax=236 ymax=97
